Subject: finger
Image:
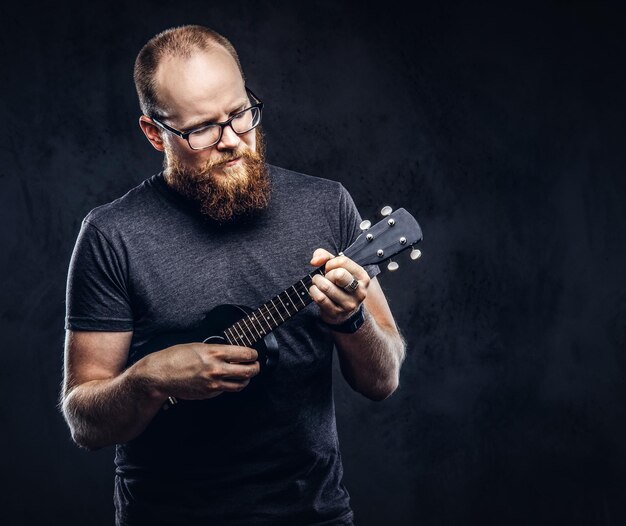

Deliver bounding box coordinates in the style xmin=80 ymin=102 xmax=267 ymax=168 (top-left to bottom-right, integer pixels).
xmin=311 ymin=275 xmax=361 ymax=310
xmin=308 ymin=284 xmax=344 ymax=316
xmin=310 ymin=248 xmax=335 ymax=266
xmin=220 ymin=361 xmax=261 ymax=380
xmin=215 ymin=346 xmax=258 ymax=363
xmin=323 ymin=255 xmax=370 ymax=282
xmin=218 ymin=379 xmax=252 ymax=393
xmin=325 ymin=268 xmax=359 ymax=289
xmin=324 ymin=269 xmax=367 ymax=302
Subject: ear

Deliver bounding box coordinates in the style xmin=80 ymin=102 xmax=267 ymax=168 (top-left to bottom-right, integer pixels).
xmin=139 ymin=116 xmax=166 ymax=152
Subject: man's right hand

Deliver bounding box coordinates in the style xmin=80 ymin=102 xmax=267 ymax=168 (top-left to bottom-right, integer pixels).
xmin=139 ymin=343 xmax=260 ymax=401
xmin=62 ymin=331 xmax=261 ymax=449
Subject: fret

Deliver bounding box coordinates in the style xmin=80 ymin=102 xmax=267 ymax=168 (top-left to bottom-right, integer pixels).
xmin=291 ymin=286 xmax=307 ymax=309
xmin=285 ymin=285 xmax=306 ymax=312
xmin=259 ymin=303 xmax=276 ymax=331
xmin=283 ymin=293 xmax=295 ymax=312
xmin=239 ymin=318 xmax=252 ymax=336
xmin=233 ymin=322 xmax=252 ymax=346
xmin=299 ymin=279 xmax=311 ymax=302
xmin=292 ymin=284 xmax=307 ymax=308
xmin=228 ymin=326 xmax=243 ymax=346
xmin=277 ymin=293 xmax=292 ymax=317
xmin=270 ymin=298 xmax=286 ymax=322
xmin=224 ymin=329 xmax=236 ymax=345
xmin=250 ymin=312 xmax=266 ymax=336
xmin=244 ymin=314 xmax=263 ymax=341
xmin=242 ymin=316 xmax=260 ymax=340
xmin=250 ymin=313 xmax=265 ymax=337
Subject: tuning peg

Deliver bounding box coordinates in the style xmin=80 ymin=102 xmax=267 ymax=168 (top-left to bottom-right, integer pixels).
xmin=380 ymin=206 xmax=393 ymax=217
xmin=410 ymin=247 xmax=422 ymax=260
xmin=387 ymin=260 xmax=399 ymax=271
xmin=359 ymin=219 xmax=371 ymax=230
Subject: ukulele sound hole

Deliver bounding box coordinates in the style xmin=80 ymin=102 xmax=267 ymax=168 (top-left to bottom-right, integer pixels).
xmin=203 ymin=335 xmax=227 ymax=344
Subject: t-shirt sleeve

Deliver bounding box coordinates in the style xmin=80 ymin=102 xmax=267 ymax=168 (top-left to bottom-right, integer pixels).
xmin=337 ymin=184 xmax=381 ymax=280
xmin=65 ymin=218 xmax=134 ymax=331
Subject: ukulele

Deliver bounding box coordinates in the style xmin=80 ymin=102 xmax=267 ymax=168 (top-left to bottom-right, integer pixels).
xmin=131 ymin=206 xmax=423 ymax=410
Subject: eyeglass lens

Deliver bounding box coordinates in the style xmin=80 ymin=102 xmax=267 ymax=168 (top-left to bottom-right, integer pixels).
xmin=188 ymin=107 xmax=261 ymax=150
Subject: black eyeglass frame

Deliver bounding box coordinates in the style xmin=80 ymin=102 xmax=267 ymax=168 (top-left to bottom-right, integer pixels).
xmin=149 ymin=87 xmax=264 ymax=150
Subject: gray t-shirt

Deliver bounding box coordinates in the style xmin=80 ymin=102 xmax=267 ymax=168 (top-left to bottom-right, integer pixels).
xmin=65 ymin=164 xmax=378 ymax=525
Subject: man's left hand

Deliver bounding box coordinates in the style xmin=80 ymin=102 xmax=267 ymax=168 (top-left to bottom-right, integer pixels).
xmin=308 ymin=248 xmax=370 ymax=325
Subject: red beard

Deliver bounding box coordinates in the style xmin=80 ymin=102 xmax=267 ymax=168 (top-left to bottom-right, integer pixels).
xmin=164 ymin=129 xmax=270 ymax=223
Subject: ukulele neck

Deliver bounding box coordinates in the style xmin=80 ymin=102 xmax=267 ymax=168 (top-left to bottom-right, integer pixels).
xmin=222 ymin=265 xmax=326 ymax=346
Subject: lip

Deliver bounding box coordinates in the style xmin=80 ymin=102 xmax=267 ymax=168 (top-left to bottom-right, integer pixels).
xmin=224 ymin=157 xmax=241 ymax=167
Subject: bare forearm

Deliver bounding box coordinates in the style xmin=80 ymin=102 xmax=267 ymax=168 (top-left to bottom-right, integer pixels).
xmin=334 ymin=309 xmax=406 ymax=401
xmin=61 ymin=361 xmax=167 ymax=450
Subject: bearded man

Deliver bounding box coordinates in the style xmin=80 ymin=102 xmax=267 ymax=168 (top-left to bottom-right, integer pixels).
xmin=62 ymin=25 xmax=405 ymax=526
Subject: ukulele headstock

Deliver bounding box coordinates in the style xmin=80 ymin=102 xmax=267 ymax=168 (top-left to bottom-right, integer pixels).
xmin=343 ymin=207 xmax=423 ymax=270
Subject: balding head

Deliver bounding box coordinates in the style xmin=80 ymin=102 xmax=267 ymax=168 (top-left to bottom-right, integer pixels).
xmin=134 ymin=25 xmax=244 ymax=117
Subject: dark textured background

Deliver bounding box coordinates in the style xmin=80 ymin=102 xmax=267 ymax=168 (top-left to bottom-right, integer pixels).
xmin=1 ymin=1 xmax=625 ymax=525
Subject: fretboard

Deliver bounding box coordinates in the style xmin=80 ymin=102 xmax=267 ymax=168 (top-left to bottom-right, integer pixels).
xmin=221 ymin=265 xmax=326 ymax=347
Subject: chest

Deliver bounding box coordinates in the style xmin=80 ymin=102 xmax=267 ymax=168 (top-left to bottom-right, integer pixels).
xmin=125 ymin=209 xmax=336 ymax=345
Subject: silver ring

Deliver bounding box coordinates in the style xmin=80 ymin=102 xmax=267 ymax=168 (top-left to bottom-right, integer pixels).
xmin=344 ymin=277 xmax=359 ymax=292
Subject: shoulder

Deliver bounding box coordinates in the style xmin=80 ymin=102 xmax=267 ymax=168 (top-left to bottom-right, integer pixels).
xmin=268 ymin=164 xmax=345 ymax=197
xmin=266 ymin=164 xmax=359 ymax=224
xmin=83 ymin=174 xmax=161 ymax=234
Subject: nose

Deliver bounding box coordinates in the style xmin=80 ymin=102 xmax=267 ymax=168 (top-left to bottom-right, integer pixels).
xmin=216 ymin=123 xmax=241 ymax=151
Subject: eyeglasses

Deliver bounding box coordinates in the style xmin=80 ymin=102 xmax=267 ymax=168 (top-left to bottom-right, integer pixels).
xmin=150 ymin=87 xmax=264 ymax=150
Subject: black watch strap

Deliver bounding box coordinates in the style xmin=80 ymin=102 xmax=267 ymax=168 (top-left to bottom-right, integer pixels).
xmin=325 ymin=305 xmax=365 ymax=334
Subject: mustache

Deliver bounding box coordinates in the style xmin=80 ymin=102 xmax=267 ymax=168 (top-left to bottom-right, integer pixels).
xmin=201 ymin=147 xmax=259 ymax=172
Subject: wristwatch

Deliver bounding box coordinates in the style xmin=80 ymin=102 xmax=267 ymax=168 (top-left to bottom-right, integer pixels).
xmin=325 ymin=305 xmax=365 ymax=334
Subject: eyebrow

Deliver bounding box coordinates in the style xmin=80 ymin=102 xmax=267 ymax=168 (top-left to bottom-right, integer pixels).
xmin=178 ymin=98 xmax=249 ymax=131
